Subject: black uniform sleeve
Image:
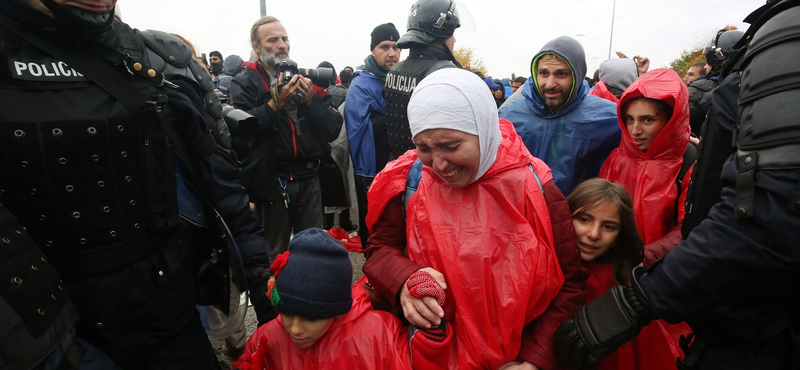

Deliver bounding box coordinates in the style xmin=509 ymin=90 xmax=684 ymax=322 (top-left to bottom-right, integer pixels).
xmin=640 ymin=162 xmax=800 ymax=346
xmin=163 ymin=75 xmax=268 ymax=264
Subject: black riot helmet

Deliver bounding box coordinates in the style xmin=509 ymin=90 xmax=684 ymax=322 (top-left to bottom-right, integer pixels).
xmin=703 ymin=29 xmax=745 ymax=67
xmin=406 ymin=0 xmax=461 ymax=39
xmin=39 ymin=0 xmax=115 ymax=33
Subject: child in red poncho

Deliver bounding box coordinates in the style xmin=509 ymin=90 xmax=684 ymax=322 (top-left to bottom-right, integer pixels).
xmin=598 ymin=68 xmax=694 ymax=267
xmin=567 ymin=178 xmax=681 ymax=370
xmin=232 ymin=228 xmax=452 ymax=370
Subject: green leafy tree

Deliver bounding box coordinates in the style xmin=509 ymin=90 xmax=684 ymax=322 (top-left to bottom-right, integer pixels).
xmin=670 ymin=50 xmax=706 ymax=78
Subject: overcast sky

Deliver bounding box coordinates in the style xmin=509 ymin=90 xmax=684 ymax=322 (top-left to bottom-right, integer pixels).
xmin=119 ymin=0 xmax=760 ymax=79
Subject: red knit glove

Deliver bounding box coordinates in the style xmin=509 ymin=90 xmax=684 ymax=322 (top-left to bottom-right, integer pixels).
xmin=407 ymin=270 xmax=446 ymax=308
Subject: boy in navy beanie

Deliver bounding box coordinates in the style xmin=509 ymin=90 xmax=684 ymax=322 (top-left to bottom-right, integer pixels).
xmin=272 ymin=227 xmax=353 ymax=322
xmin=232 ymin=228 xmax=453 ymax=370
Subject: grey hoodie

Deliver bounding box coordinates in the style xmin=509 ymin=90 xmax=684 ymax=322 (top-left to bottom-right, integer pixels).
xmin=598 ymin=58 xmax=638 ymax=98
xmin=530 ymin=36 xmax=587 ymax=112
xmin=217 ymin=54 xmax=244 ymax=95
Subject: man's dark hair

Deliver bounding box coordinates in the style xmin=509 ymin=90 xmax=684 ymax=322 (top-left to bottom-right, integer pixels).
xmin=691 ymin=62 xmax=707 ymax=76
xmin=513 ymin=76 xmax=527 ymax=84
xmin=209 ymin=50 xmax=223 ymax=60
xmin=339 ymin=70 xmax=353 ymax=86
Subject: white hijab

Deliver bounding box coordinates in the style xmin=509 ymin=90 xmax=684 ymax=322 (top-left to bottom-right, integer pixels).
xmin=408 ymin=68 xmax=502 ymax=183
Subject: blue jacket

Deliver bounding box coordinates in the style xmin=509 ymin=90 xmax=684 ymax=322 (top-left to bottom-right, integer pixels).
xmin=499 ymin=36 xmax=619 ymax=195
xmin=345 ymin=70 xmax=385 ymax=176
xmin=499 ymin=78 xmax=619 ymax=195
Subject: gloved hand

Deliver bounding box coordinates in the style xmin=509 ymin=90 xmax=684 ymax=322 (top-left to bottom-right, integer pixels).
xmin=245 ymin=262 xmax=275 ymax=326
xmin=553 ymin=268 xmax=656 ymax=370
xmin=407 ymin=270 xmax=446 ymax=307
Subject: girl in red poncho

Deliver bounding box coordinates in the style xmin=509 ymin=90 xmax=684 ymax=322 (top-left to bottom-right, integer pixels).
xmin=232 ymin=228 xmax=452 ymax=370
xmin=363 ymin=68 xmax=578 ymax=370
xmin=567 ymin=178 xmax=680 ymax=370
xmin=598 ymin=68 xmax=694 ymax=267
xmin=597 ymin=68 xmax=693 ymax=362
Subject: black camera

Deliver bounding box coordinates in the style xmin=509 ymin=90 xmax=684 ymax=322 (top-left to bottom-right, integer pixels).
xmin=278 ymin=58 xmax=335 ymax=88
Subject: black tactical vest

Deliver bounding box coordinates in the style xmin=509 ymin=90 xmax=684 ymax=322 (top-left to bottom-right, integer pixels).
xmin=383 ymin=57 xmax=454 ymax=158
xmin=735 ymin=4 xmax=800 ymax=219
xmin=0 ymin=22 xmax=200 ymax=280
xmin=0 ymin=202 xmax=76 ymax=369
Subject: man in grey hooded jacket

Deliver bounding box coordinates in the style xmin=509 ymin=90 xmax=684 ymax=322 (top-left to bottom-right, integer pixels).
xmin=499 ymin=36 xmax=620 ymax=196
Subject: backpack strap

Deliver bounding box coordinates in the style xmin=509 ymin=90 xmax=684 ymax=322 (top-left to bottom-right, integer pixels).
xmin=403 ymin=159 xmax=425 ymax=218
xmin=402 ymin=160 xmax=543 ymax=219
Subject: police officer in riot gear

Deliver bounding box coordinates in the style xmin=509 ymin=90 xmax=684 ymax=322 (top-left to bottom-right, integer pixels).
xmin=687 ymin=29 xmax=745 ymax=135
xmin=383 ymin=0 xmax=462 ymax=158
xmin=0 ymin=0 xmax=272 ymax=368
xmin=553 ymin=2 xmax=800 ymax=369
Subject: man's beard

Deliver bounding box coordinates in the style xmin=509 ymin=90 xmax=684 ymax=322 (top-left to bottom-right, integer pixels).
xmin=542 ymin=87 xmax=567 ymax=111
xmin=259 ymin=46 xmax=287 ymax=70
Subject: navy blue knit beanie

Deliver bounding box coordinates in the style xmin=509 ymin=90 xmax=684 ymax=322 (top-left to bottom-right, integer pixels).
xmin=371 ymin=23 xmax=400 ymax=51
xmin=274 ymin=228 xmax=353 ymax=320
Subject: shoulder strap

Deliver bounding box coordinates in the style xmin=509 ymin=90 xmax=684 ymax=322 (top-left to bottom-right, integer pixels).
xmin=403 ymin=159 xmax=425 ymax=218
xmin=402 ymin=160 xmax=544 ymax=218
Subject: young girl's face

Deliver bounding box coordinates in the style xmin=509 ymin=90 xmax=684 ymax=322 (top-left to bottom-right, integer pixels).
xmin=281 ymin=313 xmax=336 ymax=349
xmin=573 ymin=200 xmax=621 ymax=262
xmin=623 ymin=99 xmax=668 ymax=152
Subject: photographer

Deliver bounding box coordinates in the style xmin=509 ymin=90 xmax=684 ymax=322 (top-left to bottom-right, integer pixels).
xmin=230 ymin=16 xmax=343 ymax=311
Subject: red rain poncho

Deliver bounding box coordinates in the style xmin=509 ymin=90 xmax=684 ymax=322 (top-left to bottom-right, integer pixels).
xmin=233 ymin=279 xmax=452 ymax=370
xmin=584 ymin=262 xmax=682 ymax=370
xmin=366 ymin=119 xmax=565 ymax=369
xmin=589 ymin=80 xmax=621 ymax=104
xmin=599 ymin=68 xmax=693 ymax=264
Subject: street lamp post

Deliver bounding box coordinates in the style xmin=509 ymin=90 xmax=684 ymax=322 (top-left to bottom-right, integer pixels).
xmin=608 ymin=0 xmax=616 ymax=60
xmin=576 ymin=34 xmax=585 ymax=44
xmin=260 ymin=0 xmax=266 ymax=16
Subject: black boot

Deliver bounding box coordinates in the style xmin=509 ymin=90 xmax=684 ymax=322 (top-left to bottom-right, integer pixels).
xmin=322 ymin=212 xmax=335 ymax=230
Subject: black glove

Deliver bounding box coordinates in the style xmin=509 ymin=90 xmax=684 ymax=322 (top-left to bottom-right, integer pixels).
xmin=245 ymin=262 xmax=276 ymax=326
xmin=553 ymin=267 xmax=656 ymax=370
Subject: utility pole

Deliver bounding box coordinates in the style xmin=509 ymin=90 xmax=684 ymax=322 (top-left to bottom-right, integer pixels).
xmin=608 ymin=0 xmax=616 ymax=60
xmin=260 ymin=0 xmax=266 ymax=17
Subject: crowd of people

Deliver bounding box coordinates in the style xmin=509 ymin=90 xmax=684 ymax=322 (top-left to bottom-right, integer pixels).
xmin=1 ymin=0 xmax=799 ymax=370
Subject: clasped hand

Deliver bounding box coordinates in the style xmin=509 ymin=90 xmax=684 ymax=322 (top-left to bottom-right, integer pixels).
xmin=400 ymin=267 xmax=447 ymax=328
xmin=274 ymin=73 xmax=314 ymax=109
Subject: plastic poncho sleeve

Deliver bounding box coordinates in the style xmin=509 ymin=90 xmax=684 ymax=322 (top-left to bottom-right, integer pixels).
xmin=642 ymin=164 xmax=693 ymax=266
xmin=363 ymin=151 xmax=426 ymax=305
xmin=518 ymin=179 xmax=588 ymax=369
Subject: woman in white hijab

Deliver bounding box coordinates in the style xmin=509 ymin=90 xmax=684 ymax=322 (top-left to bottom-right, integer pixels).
xmin=363 ymin=68 xmax=583 ymax=370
